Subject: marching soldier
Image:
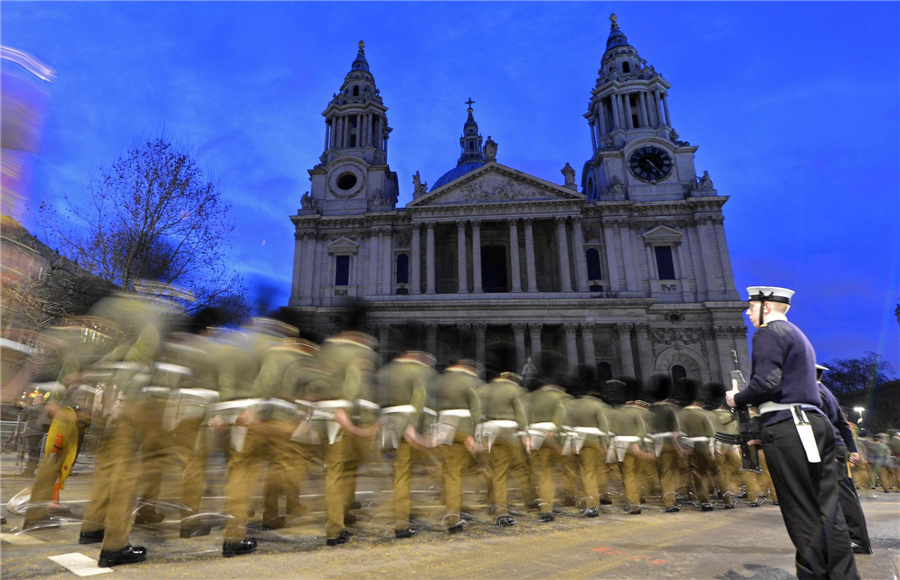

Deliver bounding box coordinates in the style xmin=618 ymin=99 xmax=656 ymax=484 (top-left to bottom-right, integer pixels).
xmin=676 ymin=378 xmax=716 ymax=511
xmin=432 ymin=356 xmax=483 ymax=533
xmin=478 ymin=343 xmax=534 ymax=526
xmin=648 ymin=375 xmax=686 ymax=513
xmin=607 ymin=378 xmax=654 ymax=514
xmin=523 ymin=352 xmax=570 ymax=522
xmin=727 ymin=286 xmax=859 ymax=580
xmin=377 ymin=342 xmax=436 ymax=538
xmin=563 ymin=365 xmax=610 ymax=518
xmin=705 ymin=382 xmax=745 ymax=509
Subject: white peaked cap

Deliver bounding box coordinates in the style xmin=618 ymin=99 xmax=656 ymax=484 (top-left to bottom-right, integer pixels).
xmin=746 ymin=286 xmax=794 ymax=305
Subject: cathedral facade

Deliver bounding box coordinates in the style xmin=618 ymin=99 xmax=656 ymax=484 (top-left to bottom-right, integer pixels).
xmin=286 ymin=17 xmax=750 ymax=384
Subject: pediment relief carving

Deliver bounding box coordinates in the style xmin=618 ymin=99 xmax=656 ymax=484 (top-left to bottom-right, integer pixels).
xmin=641 ymin=225 xmax=682 ymax=244
xmin=409 ymin=165 xmax=583 ymax=207
xmin=325 ymin=236 xmax=360 ymax=253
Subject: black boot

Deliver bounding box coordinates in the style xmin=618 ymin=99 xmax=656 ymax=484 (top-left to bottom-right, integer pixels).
xmin=222 ymin=538 xmax=257 ymax=557
xmin=394 ymin=528 xmax=416 ymax=539
xmin=497 ymin=515 xmax=515 ymax=527
xmin=539 ymin=512 xmax=555 ymax=522
xmin=179 ymin=522 xmax=211 ymax=538
xmin=79 ymin=529 xmax=105 ymax=544
xmin=448 ymin=521 xmax=466 ymax=534
xmin=134 ymin=506 xmax=165 ymax=525
xmin=582 ymin=507 xmax=599 ymax=518
xmin=98 ymin=544 xmax=147 ymax=568
xmin=326 ymin=530 xmax=352 ymax=546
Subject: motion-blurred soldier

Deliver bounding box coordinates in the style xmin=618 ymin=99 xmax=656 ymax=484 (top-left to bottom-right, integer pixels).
xmin=432 ymin=357 xmax=483 ymax=533
xmin=79 ymin=289 xmax=171 ymax=567
xmin=675 ymin=378 xmax=716 ymax=511
xmin=607 ymin=378 xmax=653 ymax=514
xmin=648 ymin=375 xmax=686 ymax=513
xmin=478 ymin=343 xmax=534 ymax=526
xmin=705 ymin=382 xmax=745 ymax=509
xmin=523 ymin=353 xmax=570 ymax=523
xmin=378 ymin=343 xmax=436 ymax=538
xmin=304 ymin=319 xmax=379 ymax=546
xmin=562 ymin=365 xmax=610 ymax=518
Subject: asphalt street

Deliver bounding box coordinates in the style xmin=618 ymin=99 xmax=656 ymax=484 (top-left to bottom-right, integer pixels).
xmin=2 ymin=456 xmax=898 ymax=579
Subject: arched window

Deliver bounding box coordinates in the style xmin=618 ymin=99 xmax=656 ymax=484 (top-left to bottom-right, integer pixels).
xmin=671 ymin=364 xmax=687 ymax=385
xmin=597 ymin=361 xmax=613 ymax=383
xmin=396 ymin=253 xmax=409 ymax=284
xmin=587 ymin=177 xmax=594 ymax=199
xmin=352 ymin=85 xmax=360 ymax=96
xmin=586 ymin=248 xmax=602 ymax=281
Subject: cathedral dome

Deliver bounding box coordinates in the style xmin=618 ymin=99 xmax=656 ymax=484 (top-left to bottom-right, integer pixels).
xmin=430 ymin=161 xmax=484 ymax=191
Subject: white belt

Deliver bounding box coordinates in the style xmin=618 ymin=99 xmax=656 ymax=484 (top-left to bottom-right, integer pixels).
xmin=141 ymin=386 xmax=171 ymax=396
xmin=614 ymin=435 xmax=640 ymax=444
xmin=382 ymin=405 xmax=417 ymax=415
xmin=439 ymin=409 xmax=471 ymax=419
xmin=530 ymin=422 xmax=557 ymax=432
xmin=316 ymin=399 xmax=352 ymax=411
xmin=210 ymin=398 xmax=261 ymax=422
xmin=163 ymin=388 xmax=219 ymax=430
xmin=155 ymin=363 xmax=191 ymax=375
xmin=574 ymin=427 xmax=604 ymax=436
xmin=686 ymin=436 xmax=710 ymax=442
xmin=759 ymin=402 xmax=819 ymax=414
xmin=357 ymin=399 xmax=380 ymax=411
xmin=260 ymin=398 xmax=299 ymax=413
xmin=613 ymin=435 xmax=640 ymax=462
xmin=485 ymin=420 xmax=519 ymax=429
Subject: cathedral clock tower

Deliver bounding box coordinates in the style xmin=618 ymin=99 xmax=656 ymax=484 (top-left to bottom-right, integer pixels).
xmin=306 ymin=41 xmax=399 ymax=216
xmin=582 ymin=15 xmax=708 ymax=202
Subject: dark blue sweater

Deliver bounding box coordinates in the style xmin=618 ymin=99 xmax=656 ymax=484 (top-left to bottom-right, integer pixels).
xmin=818 ymin=383 xmax=856 ymax=452
xmin=734 ymin=319 xmax=822 ymax=427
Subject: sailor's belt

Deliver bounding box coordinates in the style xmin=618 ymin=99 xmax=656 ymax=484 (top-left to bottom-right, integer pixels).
xmin=759 ymin=402 xmax=821 ymax=415
xmin=382 ymin=405 xmax=417 ymax=415
xmin=438 ymin=409 xmax=471 ymax=419
xmin=530 ymin=422 xmax=558 ymax=432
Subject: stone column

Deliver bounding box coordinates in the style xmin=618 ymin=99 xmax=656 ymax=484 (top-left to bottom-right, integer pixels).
xmin=571 ymin=217 xmax=588 ymax=291
xmin=616 ymin=323 xmax=636 ymax=377
xmin=425 ymin=222 xmax=436 ymax=294
xmin=714 ymin=327 xmax=736 ymax=385
xmin=508 ymin=219 xmax=522 ymax=292
xmin=634 ymin=324 xmax=654 ymax=383
xmin=704 ymin=331 xmax=722 ymax=385
xmin=290 ymin=232 xmax=304 ymax=302
xmin=342 ymin=116 xmax=350 ymax=148
xmin=472 ymin=220 xmax=483 ymax=293
xmin=382 ymin=228 xmax=393 ymax=295
xmin=457 ymin=221 xmax=468 ymax=293
xmin=523 ymin=218 xmax=538 ymax=292
xmin=619 ymin=222 xmax=638 ymax=292
xmin=528 ymin=324 xmax=543 ymax=367
xmin=654 ymin=89 xmax=664 ymax=127
xmin=580 ymin=324 xmax=596 ymax=368
xmin=564 ymin=324 xmax=579 ymax=371
xmin=367 ymin=113 xmax=374 ymax=147
xmin=426 ymin=324 xmax=437 ymax=357
xmin=589 ymin=121 xmax=597 ymax=151
xmin=623 ymin=93 xmax=634 ymax=129
xmin=301 ymin=233 xmax=316 ymax=305
xmin=310 ymin=234 xmax=323 ymax=305
xmin=598 ymin=101 xmax=608 ymax=135
xmin=602 ymin=220 xmax=621 ymax=292
xmin=368 ymin=230 xmax=380 ymax=295
xmin=610 ymin=94 xmax=620 ymax=130
xmin=513 ymin=324 xmax=527 ymax=373
xmin=324 ymin=121 xmax=331 ymax=152
xmin=695 ymin=217 xmax=721 ymax=298
xmin=474 ymin=324 xmax=486 ymax=377
xmin=713 ymin=217 xmax=737 ymax=294
xmin=411 ymin=225 xmax=421 ymax=295
xmin=556 ymin=217 xmax=572 ymax=292
xmin=662 ymin=94 xmax=671 ymax=127
xmin=378 ymin=325 xmax=391 ymax=365
xmin=639 ymin=92 xmax=649 ymax=128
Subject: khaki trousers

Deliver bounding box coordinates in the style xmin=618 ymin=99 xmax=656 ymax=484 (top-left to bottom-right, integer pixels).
xmin=621 ymin=451 xmax=644 ymax=507
xmin=687 ymin=449 xmax=714 ymax=503
xmin=439 ymin=432 xmax=471 ymax=526
xmin=171 ymin=417 xmax=206 ymax=521
xmin=531 ymin=444 xmax=561 ymax=514
xmin=392 ymin=440 xmax=414 ymax=529
xmin=133 ymin=397 xmax=170 ymax=513
xmin=657 ymin=446 xmax=681 ymax=508
xmin=342 ymin=432 xmax=372 ymax=510
xmin=222 ymin=431 xmax=263 ymax=543
xmin=24 ymin=412 xmax=79 ymax=526
xmin=262 ymin=429 xmax=304 ymax=522
xmin=715 ymin=446 xmax=743 ymax=500
xmin=577 ymin=442 xmax=603 ymax=509
xmin=80 ymin=421 xmax=139 ymax=552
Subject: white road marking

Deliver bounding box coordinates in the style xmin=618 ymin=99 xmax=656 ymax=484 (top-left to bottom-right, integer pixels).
xmin=1 ymin=532 xmax=46 ymax=545
xmin=48 ymin=553 xmax=113 ymax=576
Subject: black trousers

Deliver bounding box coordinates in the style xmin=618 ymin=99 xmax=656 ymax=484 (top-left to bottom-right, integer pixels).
xmin=760 ymin=415 xmax=859 ymax=580
xmin=834 ymin=446 xmax=872 ymax=553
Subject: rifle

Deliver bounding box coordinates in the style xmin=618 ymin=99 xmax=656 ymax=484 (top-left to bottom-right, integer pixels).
xmin=713 ymin=350 xmax=762 ymax=474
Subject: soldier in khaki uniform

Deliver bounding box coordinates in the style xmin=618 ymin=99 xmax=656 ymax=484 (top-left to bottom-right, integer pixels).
xmin=478 ymin=343 xmax=535 ymax=526
xmin=377 ymin=347 xmax=436 ymax=538
xmin=675 ymin=378 xmax=716 ymax=511
xmin=432 ymin=358 xmax=482 ymax=533
xmin=562 ymin=365 xmax=610 ymax=518
xmin=647 ymin=375 xmax=686 ymax=513
xmin=522 ymin=353 xmax=570 ymax=522
xmin=305 ymin=326 xmax=379 ymax=546
xmin=607 ymin=378 xmax=654 ymax=514
xmin=705 ymin=382 xmax=753 ymax=509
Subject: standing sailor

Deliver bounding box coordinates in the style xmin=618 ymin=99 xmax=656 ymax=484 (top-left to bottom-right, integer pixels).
xmin=727 ymin=286 xmax=859 ymax=580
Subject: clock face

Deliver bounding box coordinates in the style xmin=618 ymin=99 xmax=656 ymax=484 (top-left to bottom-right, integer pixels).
xmin=628 ymin=146 xmax=673 ymax=182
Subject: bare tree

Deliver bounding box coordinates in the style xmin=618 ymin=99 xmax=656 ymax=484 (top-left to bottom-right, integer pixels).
xmin=39 ymin=138 xmax=248 ymax=315
xmin=820 ymin=352 xmax=896 ymax=396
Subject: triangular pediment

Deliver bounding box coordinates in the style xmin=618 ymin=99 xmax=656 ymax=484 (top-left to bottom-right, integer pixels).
xmin=407 ymin=163 xmax=584 ymax=207
xmin=641 ymin=225 xmax=682 ymax=243
xmin=325 ymin=236 xmax=360 ymax=253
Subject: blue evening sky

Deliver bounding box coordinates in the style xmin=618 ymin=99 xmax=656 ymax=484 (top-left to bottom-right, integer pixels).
xmin=3 ymin=2 xmax=898 ymax=369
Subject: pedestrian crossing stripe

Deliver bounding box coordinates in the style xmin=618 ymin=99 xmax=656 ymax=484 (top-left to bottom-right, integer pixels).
xmin=48 ymin=553 xmax=113 ymax=576
xmin=1 ymin=532 xmax=45 ymax=545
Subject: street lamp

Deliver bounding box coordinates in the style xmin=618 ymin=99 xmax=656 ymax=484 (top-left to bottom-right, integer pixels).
xmin=853 ymin=406 xmax=865 ymax=425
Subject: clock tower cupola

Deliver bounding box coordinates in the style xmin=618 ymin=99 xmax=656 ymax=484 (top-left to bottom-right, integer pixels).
xmin=581 ymin=15 xmax=705 ymax=202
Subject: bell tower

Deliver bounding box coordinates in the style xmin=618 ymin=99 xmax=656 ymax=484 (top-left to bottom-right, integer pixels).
xmin=581 ymin=15 xmax=703 ymax=202
xmin=306 ymin=41 xmax=399 ymax=215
